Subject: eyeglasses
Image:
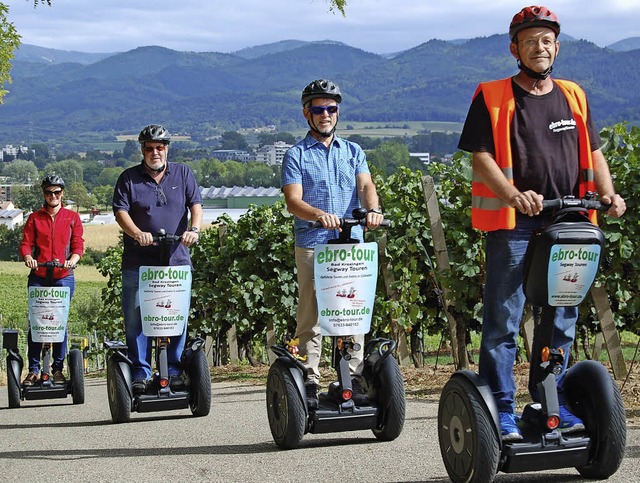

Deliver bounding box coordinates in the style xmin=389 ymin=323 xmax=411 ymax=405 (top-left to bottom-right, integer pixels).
xmin=44 ymin=189 xmax=63 ymax=197
xmin=307 ymin=105 xmax=339 ymax=115
xmin=144 ymin=144 xmax=167 ymax=153
xmin=154 ymin=185 xmax=167 ymax=206
xmin=519 ymin=37 xmax=557 ymax=49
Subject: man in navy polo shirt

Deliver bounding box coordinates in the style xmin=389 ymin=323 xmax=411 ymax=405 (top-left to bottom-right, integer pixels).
xmin=281 ymin=79 xmax=384 ymax=408
xmin=112 ymin=124 xmax=203 ymax=395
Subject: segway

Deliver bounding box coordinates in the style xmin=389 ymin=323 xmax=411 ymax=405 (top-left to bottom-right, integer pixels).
xmin=266 ymin=208 xmax=405 ymax=449
xmin=2 ymin=260 xmax=85 ymax=408
xmin=438 ymin=196 xmax=627 ymax=482
xmin=103 ymin=229 xmax=211 ymax=423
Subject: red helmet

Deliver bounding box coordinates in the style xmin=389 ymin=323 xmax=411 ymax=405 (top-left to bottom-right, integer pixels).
xmin=509 ymin=6 xmax=560 ymax=42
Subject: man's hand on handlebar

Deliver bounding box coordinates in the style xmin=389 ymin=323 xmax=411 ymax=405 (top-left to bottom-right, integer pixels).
xmin=510 ymin=190 xmax=544 ymax=217
xmin=133 ymin=231 xmax=154 ymax=246
xmin=180 ymin=230 xmax=199 ymax=247
xmin=365 ymin=211 xmax=384 ymax=230
xmin=317 ymin=212 xmax=342 ymax=231
xmin=600 ymin=193 xmax=626 ymax=218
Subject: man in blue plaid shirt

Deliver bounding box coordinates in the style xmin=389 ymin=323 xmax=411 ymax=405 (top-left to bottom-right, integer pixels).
xmin=281 ymin=79 xmax=384 ymax=408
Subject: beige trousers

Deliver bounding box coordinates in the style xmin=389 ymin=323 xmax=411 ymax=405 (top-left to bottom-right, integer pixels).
xmin=294 ymin=246 xmax=364 ymax=385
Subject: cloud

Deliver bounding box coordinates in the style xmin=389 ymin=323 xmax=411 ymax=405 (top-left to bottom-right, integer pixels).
xmin=4 ymin=0 xmax=640 ymax=54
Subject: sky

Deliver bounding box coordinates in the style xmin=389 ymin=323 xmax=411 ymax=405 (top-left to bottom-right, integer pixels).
xmin=3 ymin=0 xmax=640 ymax=55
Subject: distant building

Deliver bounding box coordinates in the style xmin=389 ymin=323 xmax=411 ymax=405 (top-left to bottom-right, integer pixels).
xmin=0 ymin=204 xmax=24 ymax=229
xmin=211 ymin=150 xmax=252 ymax=163
xmin=409 ymin=152 xmax=431 ymax=165
xmin=200 ymin=186 xmax=282 ymax=209
xmin=255 ymin=141 xmax=292 ymax=166
xmin=0 ymin=181 xmax=32 ymax=203
xmin=1 ymin=144 xmax=32 ymax=161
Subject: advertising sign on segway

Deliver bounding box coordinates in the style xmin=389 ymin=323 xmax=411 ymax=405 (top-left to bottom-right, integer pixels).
xmin=27 ymin=286 xmax=71 ymax=343
xmin=314 ymin=242 xmax=377 ymax=336
xmin=139 ymin=265 xmax=191 ymax=337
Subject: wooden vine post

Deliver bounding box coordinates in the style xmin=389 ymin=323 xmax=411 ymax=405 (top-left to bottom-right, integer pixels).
xmin=420 ymin=175 xmax=465 ymax=369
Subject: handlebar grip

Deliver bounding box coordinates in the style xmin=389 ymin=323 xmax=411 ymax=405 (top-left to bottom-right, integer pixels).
xmin=308 ymin=219 xmax=392 ymax=229
xmin=541 ymin=198 xmax=610 ymax=212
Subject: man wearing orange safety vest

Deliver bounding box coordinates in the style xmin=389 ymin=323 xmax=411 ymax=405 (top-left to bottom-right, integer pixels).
xmin=458 ymin=5 xmax=626 ymax=442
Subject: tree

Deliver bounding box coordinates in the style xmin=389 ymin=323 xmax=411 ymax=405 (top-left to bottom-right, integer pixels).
xmin=122 ymin=139 xmax=139 ymax=160
xmin=66 ymin=181 xmax=95 ymax=212
xmin=0 ymin=3 xmax=20 ymax=103
xmin=1 ymin=159 xmax=38 ymax=183
xmin=246 ymin=162 xmax=276 ymax=187
xmin=12 ymin=185 xmax=42 ymax=212
xmin=219 ymin=131 xmax=249 ymax=151
xmin=91 ymin=185 xmax=113 ymax=211
xmin=45 ymin=159 xmax=83 ymax=184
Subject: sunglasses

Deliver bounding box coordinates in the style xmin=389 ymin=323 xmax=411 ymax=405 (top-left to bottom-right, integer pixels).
xmin=308 ymin=105 xmax=339 ymax=115
xmin=144 ymin=144 xmax=167 ymax=153
xmin=44 ymin=189 xmax=63 ymax=196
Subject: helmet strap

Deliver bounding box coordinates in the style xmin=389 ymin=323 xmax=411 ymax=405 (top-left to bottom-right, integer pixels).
xmin=517 ymin=59 xmax=553 ymax=81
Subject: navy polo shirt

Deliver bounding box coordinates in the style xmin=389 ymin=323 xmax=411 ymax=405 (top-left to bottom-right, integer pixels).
xmin=113 ymin=161 xmax=202 ymax=269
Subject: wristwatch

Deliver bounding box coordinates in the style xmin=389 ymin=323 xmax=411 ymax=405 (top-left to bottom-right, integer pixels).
xmin=190 ymin=227 xmax=200 ymax=233
xmin=368 ymin=208 xmax=383 ymax=214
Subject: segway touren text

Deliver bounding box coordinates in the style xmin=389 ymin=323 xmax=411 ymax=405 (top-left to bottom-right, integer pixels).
xmin=266 ymin=208 xmax=405 ymax=449
xmin=3 ymin=260 xmax=85 ymax=408
xmin=103 ymin=230 xmax=211 ymax=423
xmin=437 ymin=196 xmax=627 ymax=482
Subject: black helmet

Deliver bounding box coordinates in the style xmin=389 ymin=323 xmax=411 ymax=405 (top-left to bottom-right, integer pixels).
xmin=138 ymin=124 xmax=171 ymax=144
xmin=41 ymin=175 xmax=65 ymax=190
xmin=301 ymin=79 xmax=342 ymax=106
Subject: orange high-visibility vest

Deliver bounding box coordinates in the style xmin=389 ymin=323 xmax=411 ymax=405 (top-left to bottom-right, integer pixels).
xmin=471 ymin=77 xmax=597 ymax=231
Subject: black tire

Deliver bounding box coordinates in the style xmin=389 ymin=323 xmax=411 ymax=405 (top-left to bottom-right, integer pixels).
xmin=438 ymin=376 xmax=500 ymax=483
xmin=188 ymin=350 xmax=211 ymax=417
xmin=6 ymin=361 xmax=21 ymax=409
xmin=564 ymin=361 xmax=626 ymax=479
xmin=372 ymin=356 xmax=406 ymax=441
xmin=68 ymin=349 xmax=85 ymax=405
xmin=266 ymin=360 xmax=306 ymax=449
xmin=106 ymin=357 xmax=131 ymax=423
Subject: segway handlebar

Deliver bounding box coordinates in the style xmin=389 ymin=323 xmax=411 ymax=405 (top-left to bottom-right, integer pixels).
xmin=37 ymin=259 xmax=76 ymax=270
xmin=541 ymin=197 xmax=610 ymax=213
xmin=308 ymin=218 xmax=392 ymax=229
xmin=150 ymin=229 xmax=182 ymax=245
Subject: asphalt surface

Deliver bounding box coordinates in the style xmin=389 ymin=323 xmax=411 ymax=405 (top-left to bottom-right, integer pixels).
xmin=0 ymin=378 xmax=638 ymax=482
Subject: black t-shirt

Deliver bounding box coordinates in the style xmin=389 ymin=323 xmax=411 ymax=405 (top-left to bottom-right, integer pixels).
xmin=458 ymin=78 xmax=600 ymax=200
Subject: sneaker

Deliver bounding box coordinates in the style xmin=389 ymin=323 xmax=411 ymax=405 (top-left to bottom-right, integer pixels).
xmin=499 ymin=411 xmax=523 ymax=442
xmin=170 ymin=375 xmax=186 ymax=392
xmin=351 ymin=377 xmax=370 ymax=406
xmin=22 ymin=372 xmax=38 ymax=386
xmin=132 ymin=379 xmax=147 ymax=396
xmin=53 ymin=371 xmax=66 ymax=385
xmin=559 ymin=405 xmax=586 ymax=433
xmin=305 ymin=383 xmax=319 ymax=409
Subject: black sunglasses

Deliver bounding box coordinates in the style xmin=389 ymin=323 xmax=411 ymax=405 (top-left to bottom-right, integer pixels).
xmin=308 ymin=105 xmax=339 ymax=115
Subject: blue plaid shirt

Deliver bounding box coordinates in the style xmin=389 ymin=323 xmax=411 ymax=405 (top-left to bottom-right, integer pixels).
xmin=281 ymin=133 xmax=370 ymax=248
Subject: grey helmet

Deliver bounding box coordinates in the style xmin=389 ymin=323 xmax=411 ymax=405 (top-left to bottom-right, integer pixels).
xmin=41 ymin=175 xmax=65 ymax=190
xmin=138 ymin=124 xmax=171 ymax=144
xmin=301 ymin=79 xmax=342 ymax=106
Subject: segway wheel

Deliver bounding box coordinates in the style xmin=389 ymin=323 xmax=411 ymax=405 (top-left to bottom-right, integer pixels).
xmin=372 ymin=355 xmax=406 ymax=441
xmin=188 ymin=350 xmax=211 ymax=417
xmin=6 ymin=363 xmax=21 ymax=409
xmin=438 ymin=376 xmax=500 ymax=483
xmin=106 ymin=356 xmax=131 ymax=423
xmin=266 ymin=360 xmax=305 ymax=449
xmin=68 ymin=349 xmax=85 ymax=405
xmin=564 ymin=361 xmax=626 ymax=479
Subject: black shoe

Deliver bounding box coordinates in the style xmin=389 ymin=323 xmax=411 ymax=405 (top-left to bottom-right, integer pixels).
xmin=132 ymin=379 xmax=146 ymax=396
xmin=305 ymin=383 xmax=319 ymax=409
xmin=170 ymin=376 xmax=186 ymax=392
xmin=351 ymin=377 xmax=370 ymax=406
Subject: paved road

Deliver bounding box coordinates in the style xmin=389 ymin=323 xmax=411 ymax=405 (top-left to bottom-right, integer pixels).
xmin=0 ymin=378 xmax=638 ymax=482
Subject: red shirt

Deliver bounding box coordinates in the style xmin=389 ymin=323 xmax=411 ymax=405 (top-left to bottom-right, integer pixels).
xmin=19 ymin=205 xmax=85 ymax=279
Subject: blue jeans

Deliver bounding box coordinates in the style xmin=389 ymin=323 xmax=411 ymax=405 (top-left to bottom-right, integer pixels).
xmin=479 ymin=214 xmax=577 ymax=413
xmin=27 ymin=273 xmax=75 ymax=373
xmin=122 ymin=269 xmax=186 ymax=381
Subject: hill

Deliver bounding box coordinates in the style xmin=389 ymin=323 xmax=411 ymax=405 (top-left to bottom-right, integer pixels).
xmin=1 ymin=36 xmax=639 ymax=148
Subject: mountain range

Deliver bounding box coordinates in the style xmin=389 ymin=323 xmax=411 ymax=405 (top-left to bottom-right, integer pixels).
xmin=2 ymin=36 xmax=640 ymax=148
